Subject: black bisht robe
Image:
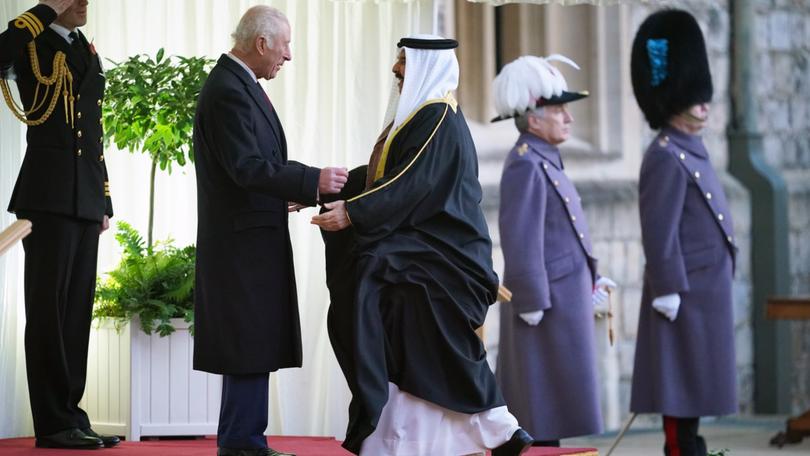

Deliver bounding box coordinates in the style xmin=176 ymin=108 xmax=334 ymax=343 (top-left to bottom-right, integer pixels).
xmin=321 ymin=98 xmax=505 ymax=454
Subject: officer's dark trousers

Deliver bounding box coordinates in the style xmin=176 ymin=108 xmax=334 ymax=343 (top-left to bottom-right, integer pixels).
xmin=218 ymin=373 xmax=270 ymax=449
xmin=663 ymin=416 xmax=707 ymax=456
xmin=18 ymin=211 xmax=100 ymax=436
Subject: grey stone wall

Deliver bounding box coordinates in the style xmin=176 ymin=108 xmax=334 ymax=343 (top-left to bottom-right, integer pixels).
xmin=753 ymin=0 xmax=810 ymax=414
xmin=789 ymin=177 xmax=810 ymax=413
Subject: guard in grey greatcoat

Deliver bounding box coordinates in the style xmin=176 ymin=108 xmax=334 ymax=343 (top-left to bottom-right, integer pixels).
xmin=492 ymin=55 xmax=617 ymax=446
xmin=629 ymin=9 xmax=737 ymax=456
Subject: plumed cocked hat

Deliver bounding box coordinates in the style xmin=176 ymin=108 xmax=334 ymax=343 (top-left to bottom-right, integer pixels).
xmin=491 ymin=54 xmax=588 ymax=122
xmin=631 ymin=9 xmax=713 ymax=130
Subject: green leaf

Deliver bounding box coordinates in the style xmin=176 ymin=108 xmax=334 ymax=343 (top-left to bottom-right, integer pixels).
xmin=101 ymin=50 xmax=214 ymax=248
xmin=94 ymin=223 xmax=196 ymax=337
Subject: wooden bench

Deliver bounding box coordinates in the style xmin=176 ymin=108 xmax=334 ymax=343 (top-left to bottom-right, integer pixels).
xmin=767 ymin=296 xmax=810 ymax=447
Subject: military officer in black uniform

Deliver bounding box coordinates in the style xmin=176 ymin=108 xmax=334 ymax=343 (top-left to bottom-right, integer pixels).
xmin=0 ymin=0 xmax=119 ymax=449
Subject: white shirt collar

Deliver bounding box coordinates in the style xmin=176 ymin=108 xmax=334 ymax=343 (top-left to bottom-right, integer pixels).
xmin=49 ymin=23 xmax=76 ymax=44
xmin=226 ymin=53 xmax=257 ymax=83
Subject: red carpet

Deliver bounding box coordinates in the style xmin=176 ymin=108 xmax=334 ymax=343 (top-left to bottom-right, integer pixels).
xmin=0 ymin=436 xmax=597 ymax=455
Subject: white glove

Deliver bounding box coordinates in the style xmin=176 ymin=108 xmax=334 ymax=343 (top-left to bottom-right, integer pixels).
xmin=593 ymin=277 xmax=618 ymax=317
xmin=652 ymin=293 xmax=681 ymax=321
xmin=519 ymin=310 xmax=544 ymax=326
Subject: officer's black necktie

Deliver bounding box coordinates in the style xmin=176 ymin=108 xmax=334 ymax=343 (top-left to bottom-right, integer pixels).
xmin=68 ymin=31 xmax=81 ymax=51
xmin=68 ymin=31 xmax=89 ymax=70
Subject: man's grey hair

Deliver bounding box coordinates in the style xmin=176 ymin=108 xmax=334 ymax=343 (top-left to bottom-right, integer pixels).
xmin=231 ymin=6 xmax=288 ymax=53
xmin=514 ymin=107 xmax=544 ymax=133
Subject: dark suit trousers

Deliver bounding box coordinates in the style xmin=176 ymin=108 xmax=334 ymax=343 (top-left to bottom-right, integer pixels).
xmin=17 ymin=211 xmax=100 ymax=436
xmin=218 ymin=373 xmax=269 ymax=449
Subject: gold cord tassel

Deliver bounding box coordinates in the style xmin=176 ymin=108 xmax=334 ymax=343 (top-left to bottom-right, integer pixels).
xmin=68 ymin=71 xmax=74 ymax=128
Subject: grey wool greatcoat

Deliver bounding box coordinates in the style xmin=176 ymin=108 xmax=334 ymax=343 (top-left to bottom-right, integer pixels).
xmin=496 ymin=133 xmax=603 ymax=440
xmin=630 ymin=126 xmax=738 ymax=417
xmin=192 ymin=55 xmax=321 ymax=375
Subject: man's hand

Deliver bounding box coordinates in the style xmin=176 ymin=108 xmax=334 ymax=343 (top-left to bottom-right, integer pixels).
xmin=519 ymin=310 xmax=544 ymax=326
xmin=40 ymin=0 xmax=75 ymax=15
xmin=593 ymin=276 xmax=618 ymax=317
xmin=319 ymin=167 xmax=348 ymax=195
xmin=311 ymin=200 xmax=351 ymax=231
xmin=288 ymin=202 xmax=306 ymax=213
xmin=652 ymin=293 xmax=680 ymax=321
xmin=100 ymin=215 xmax=110 ymax=233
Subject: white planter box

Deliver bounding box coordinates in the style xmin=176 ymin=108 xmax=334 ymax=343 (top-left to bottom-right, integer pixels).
xmin=81 ymin=317 xmax=221 ymax=441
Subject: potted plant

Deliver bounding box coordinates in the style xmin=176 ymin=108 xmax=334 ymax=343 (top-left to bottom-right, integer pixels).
xmin=93 ymin=221 xmax=195 ymax=337
xmin=82 ymin=50 xmax=217 ymax=441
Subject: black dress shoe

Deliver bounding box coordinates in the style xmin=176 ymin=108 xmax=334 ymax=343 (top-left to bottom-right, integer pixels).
xmin=82 ymin=427 xmax=121 ymax=447
xmin=35 ymin=428 xmax=103 ymax=449
xmin=217 ymin=447 xmax=295 ymax=456
xmin=492 ymin=428 xmax=534 ymax=456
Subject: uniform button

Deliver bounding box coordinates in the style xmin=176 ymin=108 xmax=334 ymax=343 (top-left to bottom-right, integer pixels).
xmin=553 ymin=180 xmax=559 ymax=186
xmin=98 ymin=137 xmax=103 ymax=144
xmin=77 ymin=130 xmax=82 ymax=138
xmin=99 ymin=155 xmax=104 ymax=162
xmin=543 ymin=162 xmax=548 ymax=170
xmin=694 ymin=171 xmax=701 ymax=179
xmin=76 ymin=94 xmax=81 ymax=101
xmin=718 ymin=213 xmax=724 ymax=221
xmin=579 ymin=233 xmax=585 ymax=239
xmin=706 ymin=192 xmax=712 ymax=200
xmin=564 ymin=197 xmax=570 ymax=204
xmin=727 ymin=235 xmax=733 ymax=243
xmin=571 ymin=215 xmax=576 ymax=221
xmin=77 ymin=149 xmax=82 ymax=156
xmin=99 ymin=118 xmax=102 ymax=125
xmin=77 ymin=111 xmax=82 ymax=119
xmin=97 ymin=99 xmax=102 ymax=106
xmin=679 ymin=153 xmax=686 ymax=160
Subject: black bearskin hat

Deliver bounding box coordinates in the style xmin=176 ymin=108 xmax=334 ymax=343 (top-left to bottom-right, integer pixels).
xmin=631 ymin=9 xmax=713 ymax=130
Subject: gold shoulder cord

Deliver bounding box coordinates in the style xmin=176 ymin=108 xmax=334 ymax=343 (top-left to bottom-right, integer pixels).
xmin=1 ymin=41 xmax=75 ymax=127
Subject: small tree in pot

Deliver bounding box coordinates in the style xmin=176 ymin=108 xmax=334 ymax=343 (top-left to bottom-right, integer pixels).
xmin=94 ymin=49 xmax=213 ymax=335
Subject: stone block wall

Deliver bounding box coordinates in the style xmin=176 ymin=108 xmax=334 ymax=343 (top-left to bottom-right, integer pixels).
xmin=753 ymin=0 xmax=810 ymax=414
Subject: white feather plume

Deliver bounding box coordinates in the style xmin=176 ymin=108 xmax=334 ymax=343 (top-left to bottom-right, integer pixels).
xmin=492 ymin=54 xmax=580 ymax=118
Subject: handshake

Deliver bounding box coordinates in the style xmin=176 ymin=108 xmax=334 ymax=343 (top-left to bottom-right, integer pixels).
xmin=288 ymin=167 xmax=354 ymax=233
xmin=287 ymin=166 xmax=348 ymax=213
xmin=318 ymin=167 xmax=349 ymax=195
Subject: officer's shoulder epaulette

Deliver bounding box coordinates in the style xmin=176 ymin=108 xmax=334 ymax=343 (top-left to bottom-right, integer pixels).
xmin=11 ymin=6 xmax=52 ymax=40
xmin=649 ymin=133 xmax=676 ymax=158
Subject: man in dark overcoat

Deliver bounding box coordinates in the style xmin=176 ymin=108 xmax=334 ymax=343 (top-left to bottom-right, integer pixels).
xmin=1 ymin=0 xmax=118 ymax=449
xmin=629 ymin=9 xmax=738 ymax=456
xmin=492 ymin=55 xmax=617 ymax=446
xmin=192 ymin=5 xmax=347 ymax=456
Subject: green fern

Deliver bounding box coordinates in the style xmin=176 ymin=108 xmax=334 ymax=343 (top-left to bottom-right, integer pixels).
xmin=94 ymin=221 xmax=195 ymax=336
